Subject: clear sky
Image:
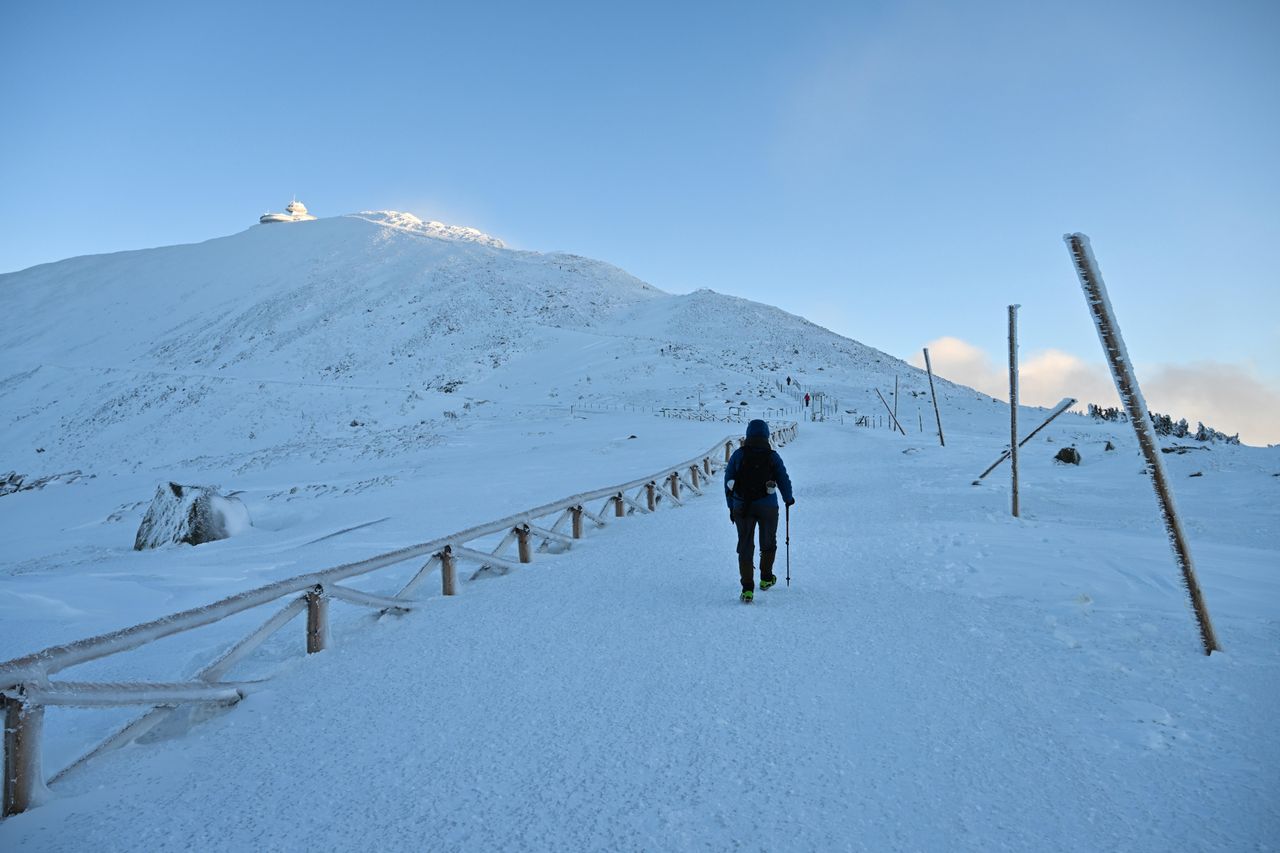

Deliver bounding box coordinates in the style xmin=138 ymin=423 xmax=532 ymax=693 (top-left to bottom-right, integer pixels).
xmin=3 ymin=0 xmax=1277 ymax=443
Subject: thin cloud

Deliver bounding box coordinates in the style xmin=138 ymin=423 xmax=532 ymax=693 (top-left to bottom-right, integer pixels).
xmin=1146 ymin=363 xmax=1280 ymax=447
xmin=912 ymin=337 xmax=1280 ymax=446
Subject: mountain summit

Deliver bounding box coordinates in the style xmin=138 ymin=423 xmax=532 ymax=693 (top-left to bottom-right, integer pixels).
xmin=0 ymin=212 xmax=928 ymax=476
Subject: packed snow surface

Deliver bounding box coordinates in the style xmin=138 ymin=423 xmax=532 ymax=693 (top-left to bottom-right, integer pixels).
xmin=1 ymin=214 xmax=1276 ymax=850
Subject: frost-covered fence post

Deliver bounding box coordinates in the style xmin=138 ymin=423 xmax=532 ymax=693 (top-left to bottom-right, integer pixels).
xmin=1008 ymin=304 xmax=1021 ymax=518
xmin=923 ymin=347 xmax=946 ymax=447
xmin=690 ymin=465 xmax=701 ymax=489
xmin=440 ymin=547 xmax=457 ymax=596
xmin=613 ymin=494 xmax=625 ymax=518
xmin=646 ymin=483 xmax=657 ymax=512
xmin=703 ymin=457 xmax=712 ymax=476
xmin=3 ymin=690 xmax=44 ymax=817
xmin=571 ymin=506 xmax=584 ymax=540
xmin=669 ymin=472 xmax=681 ymax=500
xmin=724 ymin=442 xmax=732 ymax=462
xmin=305 ymin=585 xmax=329 ymax=654
xmin=1064 ymin=233 xmax=1220 ymax=655
xmin=516 ymin=525 xmax=533 ymax=563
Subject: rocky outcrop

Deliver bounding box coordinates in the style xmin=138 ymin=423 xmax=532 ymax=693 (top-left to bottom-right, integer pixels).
xmin=1054 ymin=447 xmax=1082 ymax=465
xmin=1 ymin=470 xmax=90 ymax=496
xmin=134 ymin=482 xmax=251 ymax=550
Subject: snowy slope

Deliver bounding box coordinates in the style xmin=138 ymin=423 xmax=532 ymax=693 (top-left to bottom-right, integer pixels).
xmin=2 ymin=418 xmax=1276 ymax=851
xmin=0 ymin=212 xmax=935 ymax=477
xmin=1 ymin=213 xmax=1276 ymax=849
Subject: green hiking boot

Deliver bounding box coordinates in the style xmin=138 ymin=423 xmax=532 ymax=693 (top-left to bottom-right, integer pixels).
xmin=740 ymin=589 xmax=754 ymax=603
xmin=759 ymin=550 xmax=778 ymax=591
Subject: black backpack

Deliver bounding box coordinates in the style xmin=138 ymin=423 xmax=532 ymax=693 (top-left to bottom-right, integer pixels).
xmin=733 ymin=448 xmax=776 ymax=502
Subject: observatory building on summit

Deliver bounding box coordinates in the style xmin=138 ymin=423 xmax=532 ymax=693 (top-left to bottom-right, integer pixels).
xmin=259 ymin=199 xmax=317 ymax=224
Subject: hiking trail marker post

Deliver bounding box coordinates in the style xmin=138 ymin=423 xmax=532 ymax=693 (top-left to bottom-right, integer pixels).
xmin=1063 ymin=232 xmax=1219 ymax=655
xmin=922 ymin=347 xmax=945 ymax=447
xmin=1008 ymin=304 xmax=1021 ymax=518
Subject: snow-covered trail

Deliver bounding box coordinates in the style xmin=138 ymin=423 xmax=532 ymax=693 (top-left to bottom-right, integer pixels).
xmin=4 ymin=424 xmax=1275 ymax=851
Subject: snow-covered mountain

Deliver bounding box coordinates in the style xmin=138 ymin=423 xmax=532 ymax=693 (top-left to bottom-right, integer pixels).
xmin=0 ymin=211 xmax=964 ymax=477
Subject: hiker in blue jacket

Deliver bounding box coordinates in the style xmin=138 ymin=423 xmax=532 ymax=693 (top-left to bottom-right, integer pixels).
xmin=725 ymin=419 xmax=795 ymax=602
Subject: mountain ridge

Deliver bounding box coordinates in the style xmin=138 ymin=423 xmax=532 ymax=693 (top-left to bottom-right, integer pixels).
xmin=0 ymin=213 xmax=966 ymax=477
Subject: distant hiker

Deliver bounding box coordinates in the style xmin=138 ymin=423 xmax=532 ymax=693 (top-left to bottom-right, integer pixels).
xmin=786 ymin=376 xmax=791 ymax=386
xmin=804 ymin=393 xmax=810 ymax=407
xmin=725 ymin=419 xmax=795 ymax=602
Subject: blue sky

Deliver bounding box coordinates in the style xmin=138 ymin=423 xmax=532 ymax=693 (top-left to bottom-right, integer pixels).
xmin=3 ymin=0 xmax=1277 ymax=442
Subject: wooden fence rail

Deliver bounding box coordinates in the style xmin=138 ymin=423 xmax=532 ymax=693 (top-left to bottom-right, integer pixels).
xmin=1 ymin=422 xmax=798 ymax=817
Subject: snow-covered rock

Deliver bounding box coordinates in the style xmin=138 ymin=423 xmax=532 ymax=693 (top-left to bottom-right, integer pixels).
xmin=134 ymin=482 xmax=251 ymax=550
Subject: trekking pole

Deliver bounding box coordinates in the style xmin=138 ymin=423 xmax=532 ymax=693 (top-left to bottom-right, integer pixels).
xmin=785 ymin=504 xmax=791 ymax=586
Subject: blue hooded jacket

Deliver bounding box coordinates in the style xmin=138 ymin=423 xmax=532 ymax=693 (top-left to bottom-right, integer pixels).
xmin=724 ymin=419 xmax=794 ymax=510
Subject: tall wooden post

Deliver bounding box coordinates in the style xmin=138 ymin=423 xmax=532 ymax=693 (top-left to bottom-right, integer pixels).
xmin=440 ymin=547 xmax=456 ymax=596
xmin=571 ymin=507 xmax=584 ymax=540
xmin=1064 ymin=233 xmax=1220 ymax=655
xmin=923 ymin=347 xmax=946 ymax=447
xmin=305 ymin=585 xmax=329 ymax=653
xmin=614 ymin=494 xmax=625 ymax=517
xmin=1008 ymin=304 xmax=1021 ymax=518
xmin=669 ymin=472 xmax=680 ymax=500
xmin=3 ymin=692 xmax=44 ymax=817
xmin=690 ymin=465 xmax=700 ymax=489
xmin=646 ymin=483 xmax=657 ymax=512
xmin=516 ymin=525 xmax=532 ymax=563
xmin=703 ymin=457 xmax=712 ymax=476
xmin=724 ymin=442 xmax=732 ymax=462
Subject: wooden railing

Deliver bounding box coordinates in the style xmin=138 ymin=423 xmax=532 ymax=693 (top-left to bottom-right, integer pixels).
xmin=1 ymin=422 xmax=798 ymax=817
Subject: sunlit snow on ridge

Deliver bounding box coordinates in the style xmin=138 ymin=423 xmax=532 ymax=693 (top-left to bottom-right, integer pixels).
xmin=349 ymin=210 xmax=506 ymax=248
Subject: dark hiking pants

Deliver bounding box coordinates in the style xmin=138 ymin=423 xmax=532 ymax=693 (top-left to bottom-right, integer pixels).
xmin=734 ymin=502 xmax=779 ymax=557
xmin=734 ymin=502 xmax=778 ymax=586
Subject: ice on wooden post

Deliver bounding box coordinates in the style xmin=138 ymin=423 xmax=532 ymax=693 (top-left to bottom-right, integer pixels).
xmin=440 ymin=548 xmax=456 ymax=596
xmin=516 ymin=525 xmax=532 ymax=563
xmin=1008 ymin=304 xmax=1021 ymax=518
xmin=1063 ymin=232 xmax=1220 ymax=655
xmin=571 ymin=507 xmax=584 ymax=540
xmin=646 ymin=483 xmax=657 ymax=512
xmin=305 ymin=586 xmax=329 ymax=654
xmin=3 ymin=691 xmax=46 ymax=817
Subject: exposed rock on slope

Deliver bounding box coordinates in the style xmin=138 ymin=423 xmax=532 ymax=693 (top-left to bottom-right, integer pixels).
xmin=134 ymin=482 xmax=251 ymax=550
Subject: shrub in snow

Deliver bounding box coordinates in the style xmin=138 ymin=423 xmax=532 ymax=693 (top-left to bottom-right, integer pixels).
xmin=134 ymin=482 xmax=252 ymax=550
xmin=1086 ymin=404 xmax=1239 ymax=445
xmin=1054 ymin=447 xmax=1082 ymax=465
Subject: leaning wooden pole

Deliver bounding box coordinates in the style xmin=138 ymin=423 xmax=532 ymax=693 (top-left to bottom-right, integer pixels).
xmin=975 ymin=397 xmax=1077 ymax=481
xmin=1008 ymin=304 xmax=1021 ymax=518
xmin=1064 ymin=232 xmax=1220 ymax=655
xmin=922 ymin=347 xmax=946 ymax=446
xmin=874 ymin=388 xmax=907 ymax=435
